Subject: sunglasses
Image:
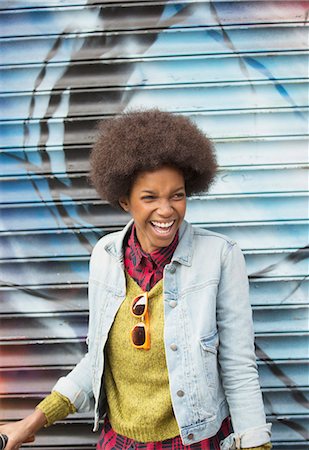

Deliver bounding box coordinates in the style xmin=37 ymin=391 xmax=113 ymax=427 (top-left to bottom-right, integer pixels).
xmin=130 ymin=292 xmax=151 ymax=350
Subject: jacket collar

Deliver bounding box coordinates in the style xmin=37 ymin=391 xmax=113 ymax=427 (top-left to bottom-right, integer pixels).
xmin=104 ymin=218 xmax=193 ymax=267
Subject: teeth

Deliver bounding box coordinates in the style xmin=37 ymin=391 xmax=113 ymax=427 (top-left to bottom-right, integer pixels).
xmin=151 ymin=221 xmax=174 ymax=228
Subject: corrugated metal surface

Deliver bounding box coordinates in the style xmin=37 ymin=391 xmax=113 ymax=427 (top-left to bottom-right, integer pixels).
xmin=0 ymin=1 xmax=308 ymax=448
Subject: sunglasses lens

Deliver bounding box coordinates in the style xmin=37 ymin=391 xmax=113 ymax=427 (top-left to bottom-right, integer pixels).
xmin=132 ymin=296 xmax=146 ymax=316
xmin=132 ymin=324 xmax=146 ymax=346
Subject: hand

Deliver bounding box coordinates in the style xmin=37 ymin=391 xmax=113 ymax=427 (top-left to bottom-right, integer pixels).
xmin=0 ymin=409 xmax=47 ymax=450
xmin=0 ymin=423 xmax=34 ymax=450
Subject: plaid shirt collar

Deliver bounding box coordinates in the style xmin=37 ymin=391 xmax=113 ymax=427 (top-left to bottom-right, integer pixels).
xmin=127 ymin=224 xmax=179 ymax=269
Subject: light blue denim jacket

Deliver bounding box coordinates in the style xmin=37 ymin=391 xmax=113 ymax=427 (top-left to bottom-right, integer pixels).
xmin=53 ymin=220 xmax=271 ymax=449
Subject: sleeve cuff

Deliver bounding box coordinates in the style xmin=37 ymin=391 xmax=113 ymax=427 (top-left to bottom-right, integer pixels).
xmin=36 ymin=390 xmax=76 ymax=427
xmin=242 ymin=444 xmax=272 ymax=450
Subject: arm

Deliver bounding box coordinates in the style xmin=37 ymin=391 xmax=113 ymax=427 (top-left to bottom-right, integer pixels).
xmin=216 ymin=242 xmax=271 ymax=448
xmin=0 ymin=347 xmax=93 ymax=449
xmin=0 ymin=409 xmax=46 ymax=450
xmin=0 ymin=354 xmax=91 ymax=450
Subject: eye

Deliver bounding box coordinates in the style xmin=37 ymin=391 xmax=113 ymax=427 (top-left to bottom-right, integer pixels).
xmin=141 ymin=195 xmax=156 ymax=201
xmin=173 ymin=192 xmax=185 ymax=199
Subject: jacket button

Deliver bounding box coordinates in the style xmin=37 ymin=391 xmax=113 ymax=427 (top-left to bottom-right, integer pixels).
xmin=169 ymin=265 xmax=176 ymax=273
xmin=188 ymin=433 xmax=194 ymax=440
xmin=169 ymin=300 xmax=177 ymax=308
xmin=177 ymin=390 xmax=185 ymax=397
xmin=170 ymin=343 xmax=178 ymax=351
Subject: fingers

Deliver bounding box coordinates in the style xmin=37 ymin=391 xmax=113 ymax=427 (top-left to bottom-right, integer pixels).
xmin=0 ymin=432 xmax=35 ymax=450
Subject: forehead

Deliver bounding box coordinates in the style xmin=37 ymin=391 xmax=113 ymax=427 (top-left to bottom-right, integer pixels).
xmin=132 ymin=166 xmax=185 ymax=190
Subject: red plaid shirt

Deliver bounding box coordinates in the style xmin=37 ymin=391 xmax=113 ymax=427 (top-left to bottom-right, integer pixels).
xmin=97 ymin=224 xmax=232 ymax=449
xmin=124 ymin=224 xmax=179 ymax=291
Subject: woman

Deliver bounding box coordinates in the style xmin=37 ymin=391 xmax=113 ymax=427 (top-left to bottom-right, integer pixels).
xmin=0 ymin=110 xmax=272 ymax=450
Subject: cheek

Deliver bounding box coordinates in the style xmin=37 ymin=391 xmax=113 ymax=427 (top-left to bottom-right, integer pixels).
xmin=179 ymin=202 xmax=187 ymax=216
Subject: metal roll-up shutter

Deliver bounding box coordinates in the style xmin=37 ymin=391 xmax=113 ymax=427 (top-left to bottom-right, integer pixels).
xmin=0 ymin=1 xmax=308 ymax=448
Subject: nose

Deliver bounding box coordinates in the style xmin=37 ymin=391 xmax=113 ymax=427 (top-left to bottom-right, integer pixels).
xmin=157 ymin=199 xmax=173 ymax=216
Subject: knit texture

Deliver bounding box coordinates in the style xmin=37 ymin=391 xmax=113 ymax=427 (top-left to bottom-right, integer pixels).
xmin=36 ymin=390 xmax=76 ymax=426
xmin=104 ymin=274 xmax=180 ymax=442
xmin=243 ymin=445 xmax=272 ymax=450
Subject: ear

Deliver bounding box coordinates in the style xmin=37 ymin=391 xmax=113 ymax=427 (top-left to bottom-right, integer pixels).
xmin=119 ymin=196 xmax=130 ymax=212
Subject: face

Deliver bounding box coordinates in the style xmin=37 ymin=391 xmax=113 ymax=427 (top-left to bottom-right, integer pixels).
xmin=119 ymin=166 xmax=186 ymax=253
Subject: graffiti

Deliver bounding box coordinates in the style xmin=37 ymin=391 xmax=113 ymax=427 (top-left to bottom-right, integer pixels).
xmin=0 ymin=0 xmax=308 ymax=446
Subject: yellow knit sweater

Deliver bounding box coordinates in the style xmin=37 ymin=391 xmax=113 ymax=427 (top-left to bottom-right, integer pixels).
xmin=104 ymin=275 xmax=179 ymax=441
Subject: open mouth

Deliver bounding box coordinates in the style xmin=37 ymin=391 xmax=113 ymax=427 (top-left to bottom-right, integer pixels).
xmin=150 ymin=220 xmax=175 ymax=235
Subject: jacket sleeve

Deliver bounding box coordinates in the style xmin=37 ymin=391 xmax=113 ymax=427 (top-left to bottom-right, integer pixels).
xmin=216 ymin=241 xmax=271 ymax=448
xmin=49 ymin=240 xmax=104 ymax=412
xmin=51 ymin=350 xmax=93 ymax=412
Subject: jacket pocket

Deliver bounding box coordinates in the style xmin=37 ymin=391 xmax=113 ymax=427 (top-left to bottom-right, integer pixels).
xmin=200 ymin=329 xmax=219 ymax=388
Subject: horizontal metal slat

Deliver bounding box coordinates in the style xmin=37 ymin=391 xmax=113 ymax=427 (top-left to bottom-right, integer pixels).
xmin=1 ymin=0 xmax=168 ymax=8
xmin=1 ymin=82 xmax=308 ymax=120
xmin=258 ymin=361 xmax=309 ymax=389
xmin=1 ymin=306 xmax=308 ymax=341
xmin=264 ymin=390 xmax=309 ymax=416
xmin=270 ymin=416 xmax=309 ymax=443
xmin=0 ymin=341 xmax=86 ymax=368
xmin=1 ymin=110 xmax=308 ymax=149
xmin=246 ymin=251 xmax=309 ymax=279
xmin=1 ymin=223 xmax=308 ymax=259
xmin=0 ymin=277 xmax=308 ymax=316
xmin=248 ymin=278 xmax=308 ymax=306
xmin=1 ymin=195 xmax=307 ymax=232
xmin=0 ymin=414 xmax=98 ymax=444
xmin=2 ymin=166 xmax=308 ymax=205
xmin=1 ymin=2 xmax=307 ymax=38
xmin=2 ymin=138 xmax=308 ymax=176
xmin=187 ymin=195 xmax=308 ymax=225
xmin=1 ymin=53 xmax=308 ymax=93
xmin=0 ymin=367 xmax=74 ymax=394
xmin=252 ymin=306 xmax=309 ymax=334
xmin=0 ymin=229 xmax=101 ymax=258
xmin=215 ymin=137 xmax=309 ymax=167
xmin=0 ymin=285 xmax=88 ymax=314
xmin=0 ymin=243 xmax=309 ymax=278
xmin=1 ymin=251 xmax=308 ymax=286
xmin=0 ymin=411 xmax=300 ymax=446
xmin=1 ymin=360 xmax=308 ymax=394
xmin=256 ymin=335 xmax=309 ymax=361
xmin=0 ymin=313 xmax=88 ymax=341
xmin=0 ymin=399 xmax=308 ymax=444
xmin=1 ymin=27 xmax=308 ymax=66
xmin=0 ymin=333 xmax=306 ymax=367
xmin=3 ymin=0 xmax=170 ymax=9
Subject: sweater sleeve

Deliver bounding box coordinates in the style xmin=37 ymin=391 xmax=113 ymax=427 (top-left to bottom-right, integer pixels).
xmin=243 ymin=444 xmax=272 ymax=450
xmin=243 ymin=445 xmax=272 ymax=450
xmin=36 ymin=390 xmax=76 ymax=427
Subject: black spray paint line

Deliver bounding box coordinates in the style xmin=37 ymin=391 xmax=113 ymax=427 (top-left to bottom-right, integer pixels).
xmin=277 ymin=417 xmax=309 ymax=441
xmin=256 ymin=344 xmax=309 ymax=409
xmin=209 ymin=0 xmax=256 ymax=96
xmin=249 ymin=246 xmax=309 ymax=279
xmin=280 ymin=275 xmax=309 ymax=304
xmin=22 ymin=34 xmax=69 ymax=230
xmin=287 ymin=245 xmax=309 ymax=263
xmin=0 ymin=280 xmax=58 ymax=301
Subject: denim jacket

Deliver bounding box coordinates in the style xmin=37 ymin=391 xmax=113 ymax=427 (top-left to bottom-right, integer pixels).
xmin=53 ymin=219 xmax=271 ymax=449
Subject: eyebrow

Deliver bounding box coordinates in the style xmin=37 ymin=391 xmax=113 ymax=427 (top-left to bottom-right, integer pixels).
xmin=141 ymin=186 xmax=185 ymax=194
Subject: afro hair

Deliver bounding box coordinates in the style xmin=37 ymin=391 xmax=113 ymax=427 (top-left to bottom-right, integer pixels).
xmin=90 ymin=109 xmax=217 ymax=208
